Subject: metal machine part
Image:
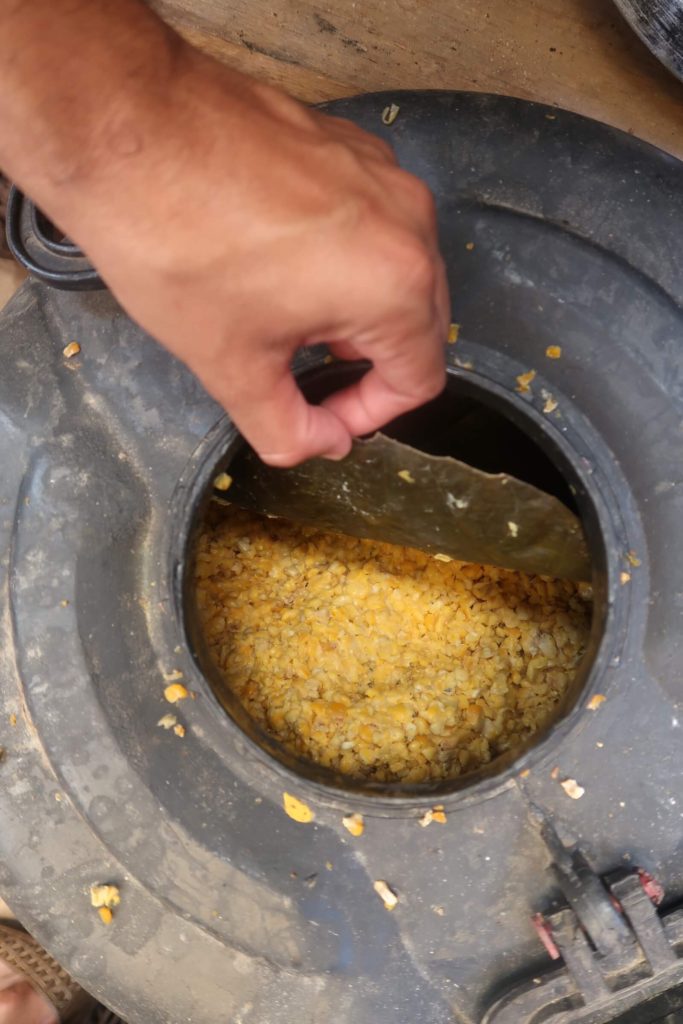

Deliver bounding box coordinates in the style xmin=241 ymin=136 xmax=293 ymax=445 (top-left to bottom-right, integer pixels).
xmin=220 ymin=430 xmax=592 ymax=580
xmin=486 ymin=840 xmax=683 ymax=1023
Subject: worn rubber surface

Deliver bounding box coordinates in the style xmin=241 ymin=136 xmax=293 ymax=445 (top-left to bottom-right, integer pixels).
xmin=0 ymin=92 xmax=681 ymax=1024
xmin=613 ymin=0 xmax=683 ymax=80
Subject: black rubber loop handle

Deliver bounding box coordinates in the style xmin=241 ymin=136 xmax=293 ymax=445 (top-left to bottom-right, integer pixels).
xmin=28 ymin=203 xmax=81 ymax=256
xmin=5 ymin=186 xmax=104 ymax=290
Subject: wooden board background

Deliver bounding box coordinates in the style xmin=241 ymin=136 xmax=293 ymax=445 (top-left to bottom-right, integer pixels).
xmin=3 ymin=1 xmax=682 ymax=311
xmin=150 ymin=0 xmax=683 ymax=158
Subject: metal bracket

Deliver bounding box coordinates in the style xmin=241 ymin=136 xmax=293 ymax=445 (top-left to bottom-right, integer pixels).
xmin=484 ymin=825 xmax=683 ymax=1023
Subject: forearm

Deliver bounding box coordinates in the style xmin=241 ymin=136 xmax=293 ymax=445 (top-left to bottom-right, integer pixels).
xmin=0 ymin=0 xmax=186 ymax=228
xmin=0 ymin=1 xmax=448 ymax=466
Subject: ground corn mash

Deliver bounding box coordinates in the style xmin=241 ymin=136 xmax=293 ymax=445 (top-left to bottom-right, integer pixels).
xmin=195 ymin=507 xmax=591 ymax=783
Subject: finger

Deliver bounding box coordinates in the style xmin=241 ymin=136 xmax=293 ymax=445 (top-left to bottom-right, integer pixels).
xmin=322 ymin=324 xmax=446 ymax=437
xmin=321 ymin=114 xmax=397 ymax=165
xmin=326 ymin=340 xmax=367 ymax=361
xmin=328 ymin=131 xmax=397 ymax=170
xmin=207 ymin=361 xmax=352 ymax=467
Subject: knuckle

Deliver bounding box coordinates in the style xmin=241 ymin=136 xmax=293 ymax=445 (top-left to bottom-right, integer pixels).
xmin=371 ymin=136 xmax=397 ymax=163
xmin=400 ymin=365 xmax=446 ymax=405
xmin=419 ymin=367 xmax=447 ymax=402
xmin=411 ymin=178 xmax=437 ymax=218
xmin=394 ymin=239 xmax=438 ymax=295
xmin=325 ymin=137 xmax=360 ymax=166
xmin=330 ymin=116 xmax=395 ymax=160
xmin=393 ymin=171 xmax=437 ymax=223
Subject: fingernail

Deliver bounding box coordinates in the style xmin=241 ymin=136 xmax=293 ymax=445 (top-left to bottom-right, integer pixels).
xmin=320 ymin=439 xmax=352 ymax=461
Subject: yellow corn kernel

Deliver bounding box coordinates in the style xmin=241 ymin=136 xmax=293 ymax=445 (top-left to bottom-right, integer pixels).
xmin=90 ymin=884 xmax=120 ymax=909
xmin=213 ymin=473 xmax=233 ymax=491
xmin=390 ymin=703 xmax=412 ymax=724
xmin=515 ymin=370 xmax=536 ymax=393
xmin=342 ymin=813 xmax=364 ymax=837
xmin=282 ymin=792 xmax=315 ymax=823
xmin=373 ymin=880 xmax=398 ymax=910
xmin=164 ymin=683 xmax=189 ymax=703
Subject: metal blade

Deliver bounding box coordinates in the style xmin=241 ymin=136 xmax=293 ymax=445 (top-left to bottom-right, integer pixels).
xmin=217 ymin=433 xmax=591 ymax=581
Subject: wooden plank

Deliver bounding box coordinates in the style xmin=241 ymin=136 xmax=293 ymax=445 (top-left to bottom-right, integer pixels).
xmin=150 ymin=0 xmax=683 ymax=158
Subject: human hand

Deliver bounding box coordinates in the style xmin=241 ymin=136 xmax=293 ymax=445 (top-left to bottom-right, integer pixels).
xmin=38 ymin=48 xmax=450 ymax=465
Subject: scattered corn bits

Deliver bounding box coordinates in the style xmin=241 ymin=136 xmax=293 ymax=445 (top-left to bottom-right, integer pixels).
xmin=507 ymin=521 xmax=519 ymax=538
xmin=419 ymin=806 xmax=447 ymax=827
xmin=448 ymin=323 xmax=460 ymax=344
xmin=626 ymin=551 xmax=641 ymax=568
xmin=98 ymin=907 xmax=113 ymax=925
xmin=157 ymin=714 xmax=178 ymax=730
xmin=173 ymin=723 xmax=186 ymax=738
xmin=433 ymin=553 xmax=452 ymax=563
xmin=62 ymin=341 xmax=81 ymax=359
xmin=543 ymin=396 xmax=559 ymax=414
xmin=586 ymin=694 xmax=606 ymax=711
xmin=620 ymin=572 xmax=631 ymax=585
xmin=90 ymin=884 xmax=120 ymax=909
xmin=561 ymin=778 xmax=585 ymax=800
xmin=8 ymin=714 xmax=16 ymax=728
xmin=164 ymin=683 xmax=189 ymax=704
xmin=516 ymin=370 xmax=537 ymax=393
xmin=465 ymin=242 xmax=475 ymax=251
xmin=163 ymin=669 xmax=184 ymax=682
xmin=545 ymin=346 xmax=562 ymax=359
xmin=373 ymin=880 xmax=399 ymax=910
xmin=283 ymin=792 xmax=315 ymax=823
xmin=195 ymin=508 xmax=590 ymax=783
xmin=342 ymin=813 xmax=365 ymax=837
xmin=214 ymin=473 xmax=233 ymax=492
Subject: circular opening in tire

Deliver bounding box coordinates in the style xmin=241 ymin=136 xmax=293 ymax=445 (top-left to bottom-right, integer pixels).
xmin=183 ymin=363 xmax=605 ymax=797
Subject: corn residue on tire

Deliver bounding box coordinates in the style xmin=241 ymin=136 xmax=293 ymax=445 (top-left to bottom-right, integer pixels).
xmin=194 ymin=508 xmax=591 ymax=783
